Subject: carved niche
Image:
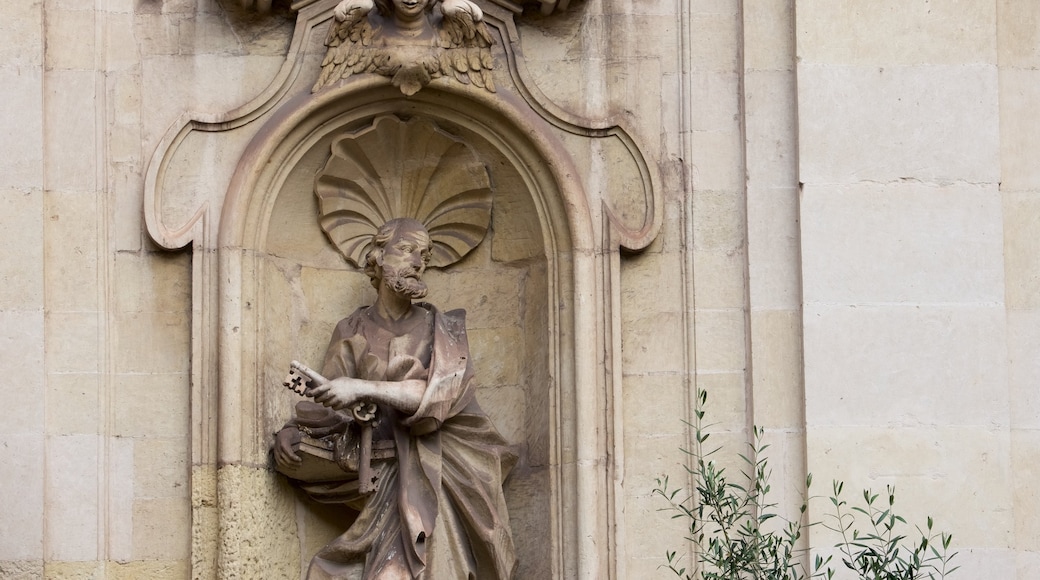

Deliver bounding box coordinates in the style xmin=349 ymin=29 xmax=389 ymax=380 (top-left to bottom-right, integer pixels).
xmin=144 ymin=0 xmax=659 ymax=578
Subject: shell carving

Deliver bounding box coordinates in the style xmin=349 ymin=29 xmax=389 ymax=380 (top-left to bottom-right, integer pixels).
xmin=315 ymin=115 xmax=492 ymax=268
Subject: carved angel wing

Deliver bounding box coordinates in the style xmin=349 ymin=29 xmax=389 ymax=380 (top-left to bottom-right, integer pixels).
xmin=313 ymin=0 xmax=378 ymax=92
xmin=437 ymin=0 xmax=496 ymax=92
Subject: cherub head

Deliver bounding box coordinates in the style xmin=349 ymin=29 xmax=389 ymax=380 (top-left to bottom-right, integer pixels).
xmin=364 ymin=218 xmax=433 ymax=300
xmin=374 ymin=0 xmax=437 ymax=20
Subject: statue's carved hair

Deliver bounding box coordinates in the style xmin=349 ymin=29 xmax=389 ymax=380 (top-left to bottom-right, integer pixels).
xmin=364 ymin=218 xmax=433 ymax=287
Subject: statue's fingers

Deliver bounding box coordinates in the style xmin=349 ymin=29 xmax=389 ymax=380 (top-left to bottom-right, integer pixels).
xmin=292 ymin=360 xmax=326 ymax=385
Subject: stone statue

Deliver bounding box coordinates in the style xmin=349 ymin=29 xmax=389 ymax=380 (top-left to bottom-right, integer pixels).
xmin=313 ymin=0 xmax=496 ymax=95
xmin=273 ymin=217 xmax=517 ymax=580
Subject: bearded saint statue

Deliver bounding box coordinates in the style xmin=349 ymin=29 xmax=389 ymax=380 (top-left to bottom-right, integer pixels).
xmin=274 ymin=218 xmax=518 ymax=580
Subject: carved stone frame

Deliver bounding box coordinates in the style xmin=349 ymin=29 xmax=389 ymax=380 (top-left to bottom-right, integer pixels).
xmin=144 ymin=1 xmax=660 ymax=577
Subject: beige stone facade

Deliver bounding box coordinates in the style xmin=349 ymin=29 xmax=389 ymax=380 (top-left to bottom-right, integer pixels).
xmin=1 ymin=0 xmax=1037 ymax=578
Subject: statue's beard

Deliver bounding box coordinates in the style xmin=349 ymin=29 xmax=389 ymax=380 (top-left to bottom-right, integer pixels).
xmin=382 ymin=266 xmax=428 ymax=300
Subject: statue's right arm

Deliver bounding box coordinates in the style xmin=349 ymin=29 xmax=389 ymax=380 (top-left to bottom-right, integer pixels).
xmin=309 ymin=376 xmax=426 ymax=415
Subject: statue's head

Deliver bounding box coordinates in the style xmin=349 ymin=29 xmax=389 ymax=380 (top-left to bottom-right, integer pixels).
xmin=375 ymin=0 xmax=435 ymax=20
xmin=365 ymin=218 xmax=433 ymax=299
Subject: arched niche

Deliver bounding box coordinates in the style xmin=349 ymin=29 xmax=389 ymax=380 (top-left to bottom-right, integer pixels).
xmin=212 ymin=81 xmax=598 ymax=578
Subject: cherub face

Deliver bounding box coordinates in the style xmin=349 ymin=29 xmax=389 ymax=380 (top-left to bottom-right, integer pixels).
xmin=391 ymin=0 xmax=429 ymax=21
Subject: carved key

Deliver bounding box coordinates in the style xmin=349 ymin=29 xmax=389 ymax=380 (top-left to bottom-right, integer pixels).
xmin=351 ymin=401 xmax=378 ymax=495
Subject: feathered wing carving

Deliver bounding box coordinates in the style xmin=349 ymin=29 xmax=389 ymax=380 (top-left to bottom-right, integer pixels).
xmin=314 ymin=115 xmax=493 ymax=268
xmin=312 ymin=0 xmax=496 ymax=94
xmin=313 ymin=0 xmax=377 ymax=92
xmin=436 ymin=0 xmax=496 ymax=92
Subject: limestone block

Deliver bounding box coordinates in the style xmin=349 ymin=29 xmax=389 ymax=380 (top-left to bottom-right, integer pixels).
xmin=476 ymin=384 xmax=525 ymax=444
xmin=103 ymin=12 xmax=138 ymax=72
xmin=1008 ymin=311 xmax=1040 ymax=430
xmin=801 ymin=182 xmax=1004 ymax=304
xmin=806 ymin=426 xmax=1012 ymax=548
xmin=623 ymin=492 xmax=692 ymax=580
xmin=0 ymin=311 xmax=44 ymax=435
xmin=107 ymin=437 xmax=135 ymax=562
xmin=687 ymin=72 xmax=741 ymax=133
xmin=112 ymin=311 xmax=190 ymax=374
xmin=42 ymin=561 xmax=102 ymax=579
xmin=191 ymin=465 xmax=218 ymax=580
xmin=43 ymin=70 xmax=97 ymax=193
xmin=106 ymin=560 xmax=191 ymax=580
xmin=213 ymin=465 xmax=299 ymax=579
xmin=0 ymin=560 xmax=44 ymax=580
xmin=299 ymin=265 xmax=370 ymax=335
xmin=45 ymin=8 xmax=95 ymax=71
xmin=134 ymin=438 xmax=189 ymax=499
xmin=501 ymin=469 xmax=550 ymax=580
xmin=46 ymin=373 xmax=99 ymax=436
xmin=797 ymin=64 xmax=999 ymax=184
xmin=746 ymin=186 xmax=800 ymax=310
xmin=132 ymin=497 xmax=191 ymax=561
xmin=140 ymin=54 xmax=285 ymax=144
xmin=692 ymin=188 xmax=745 ymax=252
xmin=689 ymin=136 xmax=744 ymax=192
xmin=687 ymin=13 xmax=740 ymax=73
xmin=998 ymin=0 xmax=1040 ymax=68
xmin=692 ymin=371 xmax=746 ymax=432
xmin=468 ymin=326 xmax=523 ymax=388
xmin=1000 ymin=69 xmax=1040 ymax=190
xmin=111 ymin=373 xmax=189 ymax=438
xmin=488 ymin=188 xmax=544 ymax=264
xmin=693 ymin=308 xmax=746 ymax=373
xmin=620 ymin=250 xmax=683 ymax=312
xmin=603 ymin=57 xmax=666 ymax=150
xmin=748 ymin=310 xmax=803 ymax=428
xmin=0 ymin=433 xmax=44 ymax=560
xmin=621 ymin=374 xmax=687 ymax=439
xmin=945 ymin=548 xmax=1016 ymax=580
xmin=0 ymin=66 xmax=43 ymax=189
xmin=743 ymin=0 xmax=794 ymax=71
xmin=1018 ymin=551 xmax=1040 ymax=580
xmin=44 ymin=311 xmax=99 ymax=374
xmin=692 ymin=249 xmax=746 ymax=310
xmin=1003 ymin=191 xmax=1040 ymax=306
xmin=804 ymin=304 xmax=1008 ymax=428
xmin=744 ymin=70 xmax=797 ymax=189
xmin=0 ymin=189 xmax=43 ymax=312
xmin=1012 ymin=429 xmax=1040 ymax=550
xmin=44 ymin=190 xmax=99 ymax=312
xmin=621 ymin=311 xmax=686 ymax=375
xmin=111 ymin=170 xmax=145 ymax=253
xmin=797 ymin=0 xmax=996 ymax=66
xmin=0 ymin=0 xmax=42 ymax=68
xmin=623 ymin=432 xmax=690 ymax=496
xmin=445 ymin=267 xmax=522 ymax=330
xmin=112 ymin=251 xmax=190 ymax=314
xmin=45 ymin=434 xmax=98 ymax=561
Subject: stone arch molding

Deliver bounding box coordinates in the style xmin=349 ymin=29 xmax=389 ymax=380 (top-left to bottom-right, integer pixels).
xmin=143 ymin=1 xmax=660 ymax=578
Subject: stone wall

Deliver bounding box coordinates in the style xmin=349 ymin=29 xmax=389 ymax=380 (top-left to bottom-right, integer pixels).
xmin=0 ymin=0 xmax=1037 ymax=578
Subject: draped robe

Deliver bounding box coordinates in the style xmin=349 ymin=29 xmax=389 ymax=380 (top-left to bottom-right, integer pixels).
xmin=286 ymin=303 xmax=517 ymax=580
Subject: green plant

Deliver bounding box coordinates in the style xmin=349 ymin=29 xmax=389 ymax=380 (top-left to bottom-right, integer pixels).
xmin=654 ymin=388 xmax=958 ymax=580
xmin=824 ymin=482 xmax=958 ymax=580
xmin=653 ymin=388 xmax=824 ymax=580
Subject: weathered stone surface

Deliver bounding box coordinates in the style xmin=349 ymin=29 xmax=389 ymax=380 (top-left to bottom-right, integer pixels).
xmin=4 ymin=0 xmax=1040 ymax=577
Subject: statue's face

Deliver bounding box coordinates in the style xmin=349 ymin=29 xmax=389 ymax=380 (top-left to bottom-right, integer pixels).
xmin=377 ymin=223 xmax=431 ymax=299
xmin=391 ymin=0 xmax=429 ymax=21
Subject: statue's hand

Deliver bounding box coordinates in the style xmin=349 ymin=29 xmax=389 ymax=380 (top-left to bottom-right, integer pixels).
xmin=274 ymin=426 xmax=302 ymax=470
xmin=310 ymin=377 xmax=368 ymax=411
